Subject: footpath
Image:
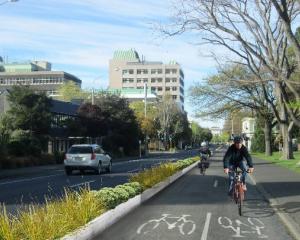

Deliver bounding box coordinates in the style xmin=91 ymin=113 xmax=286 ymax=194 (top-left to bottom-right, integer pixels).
xmin=250 ymin=156 xmax=300 ymax=239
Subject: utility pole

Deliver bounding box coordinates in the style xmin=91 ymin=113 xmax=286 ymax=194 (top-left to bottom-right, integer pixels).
xmin=92 ymin=88 xmax=94 ymax=105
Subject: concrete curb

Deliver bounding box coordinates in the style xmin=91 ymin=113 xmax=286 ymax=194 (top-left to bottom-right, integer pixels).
xmin=249 ymin=174 xmax=300 ymax=240
xmin=61 ymin=161 xmax=199 ymax=240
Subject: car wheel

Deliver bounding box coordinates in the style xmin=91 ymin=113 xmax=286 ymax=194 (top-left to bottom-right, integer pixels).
xmin=106 ymin=161 xmax=112 ymax=173
xmin=96 ymin=162 xmax=102 ymax=175
xmin=65 ymin=167 xmax=72 ymax=176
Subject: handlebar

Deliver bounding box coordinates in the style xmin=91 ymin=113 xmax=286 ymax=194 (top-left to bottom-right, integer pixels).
xmin=228 ymin=169 xmax=251 ymax=174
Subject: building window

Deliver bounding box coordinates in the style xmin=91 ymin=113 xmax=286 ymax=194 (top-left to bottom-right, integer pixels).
xmin=151 ymin=78 xmax=162 ymax=83
xmin=172 ymin=86 xmax=177 ymax=91
xmin=172 ymin=95 xmax=177 ymax=100
xmin=137 ymin=86 xmax=143 ymax=89
xmin=172 ymin=78 xmax=177 ymax=83
xmin=157 ymin=87 xmax=162 ymax=91
xmin=180 ymin=96 xmax=184 ymax=102
xmin=165 ymin=78 xmax=170 ymax=83
xmin=137 ymin=78 xmax=142 ymax=83
xmin=123 ymin=69 xmax=134 ymax=75
xmin=137 ymin=69 xmax=148 ymax=74
xmin=151 ymin=87 xmax=156 ymax=91
xmin=151 ymin=69 xmax=163 ymax=74
xmin=165 ymin=87 xmax=170 ymax=91
xmin=122 ymin=78 xmax=134 ymax=83
xmin=166 ymin=69 xmax=177 ymax=74
xmin=143 ymin=78 xmax=148 ymax=82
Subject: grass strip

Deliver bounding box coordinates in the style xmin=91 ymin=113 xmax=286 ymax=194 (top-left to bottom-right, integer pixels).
xmin=252 ymin=151 xmax=300 ymax=174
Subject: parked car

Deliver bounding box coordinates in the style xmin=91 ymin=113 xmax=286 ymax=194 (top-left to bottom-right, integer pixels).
xmin=64 ymin=144 xmax=112 ymax=175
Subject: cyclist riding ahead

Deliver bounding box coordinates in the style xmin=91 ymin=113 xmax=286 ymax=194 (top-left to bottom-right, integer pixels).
xmin=199 ymin=142 xmax=211 ymax=174
xmin=223 ymin=136 xmax=254 ymax=195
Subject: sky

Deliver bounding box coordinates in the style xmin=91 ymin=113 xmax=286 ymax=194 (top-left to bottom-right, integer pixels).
xmin=0 ymin=0 xmax=224 ymax=128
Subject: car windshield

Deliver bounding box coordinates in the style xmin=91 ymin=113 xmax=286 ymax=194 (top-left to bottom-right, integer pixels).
xmin=68 ymin=146 xmax=93 ymax=154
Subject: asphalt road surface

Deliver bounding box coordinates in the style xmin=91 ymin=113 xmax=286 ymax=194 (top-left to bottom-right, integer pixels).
xmin=0 ymin=150 xmax=198 ymax=215
xmin=95 ymin=149 xmax=294 ymax=240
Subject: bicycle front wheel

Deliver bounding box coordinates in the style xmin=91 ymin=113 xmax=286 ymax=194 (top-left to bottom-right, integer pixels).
xmin=238 ymin=185 xmax=243 ymax=216
xmin=238 ymin=197 xmax=242 ymax=216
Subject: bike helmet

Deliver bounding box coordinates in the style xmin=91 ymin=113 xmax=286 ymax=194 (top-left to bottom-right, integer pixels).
xmin=233 ymin=136 xmax=242 ymax=143
xmin=201 ymin=142 xmax=207 ymax=147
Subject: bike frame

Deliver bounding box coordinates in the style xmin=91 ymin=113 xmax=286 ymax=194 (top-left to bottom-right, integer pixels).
xmin=230 ymin=169 xmax=246 ymax=216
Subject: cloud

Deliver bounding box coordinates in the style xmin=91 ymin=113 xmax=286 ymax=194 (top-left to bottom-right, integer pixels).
xmin=0 ymin=0 xmax=227 ymax=128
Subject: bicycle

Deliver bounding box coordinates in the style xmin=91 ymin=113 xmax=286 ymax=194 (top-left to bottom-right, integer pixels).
xmin=229 ymin=168 xmax=249 ymax=216
xmin=198 ymin=153 xmax=210 ymax=175
xmin=137 ymin=214 xmax=196 ymax=235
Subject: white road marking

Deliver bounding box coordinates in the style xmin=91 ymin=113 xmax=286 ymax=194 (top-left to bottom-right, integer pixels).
xmin=127 ymin=168 xmax=140 ymax=173
xmin=137 ymin=213 xmax=196 ymax=235
xmin=69 ymin=180 xmax=95 ymax=188
xmin=0 ymin=174 xmax=63 ymax=186
xmin=213 ymin=180 xmax=218 ymax=188
xmin=201 ymin=212 xmax=212 ymax=240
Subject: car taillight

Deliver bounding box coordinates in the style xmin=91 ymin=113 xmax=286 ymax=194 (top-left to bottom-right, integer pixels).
xmin=91 ymin=153 xmax=96 ymax=160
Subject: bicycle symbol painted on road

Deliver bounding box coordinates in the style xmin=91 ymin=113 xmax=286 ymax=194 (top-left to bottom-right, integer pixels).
xmin=137 ymin=213 xmax=196 ymax=235
xmin=218 ymin=216 xmax=268 ymax=238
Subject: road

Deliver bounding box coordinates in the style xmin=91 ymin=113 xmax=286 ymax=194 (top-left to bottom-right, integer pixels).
xmin=0 ymin=150 xmax=198 ymax=215
xmin=95 ymin=148 xmax=294 ymax=240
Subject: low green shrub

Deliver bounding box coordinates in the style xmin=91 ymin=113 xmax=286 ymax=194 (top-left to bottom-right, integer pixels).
xmin=93 ymin=188 xmax=121 ymax=209
xmin=115 ymin=185 xmax=136 ymax=198
xmin=123 ymin=182 xmax=143 ymax=194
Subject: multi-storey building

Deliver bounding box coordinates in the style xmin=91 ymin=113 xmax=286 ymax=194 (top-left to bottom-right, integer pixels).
xmin=0 ymin=59 xmax=81 ymax=97
xmin=109 ymin=49 xmax=185 ymax=110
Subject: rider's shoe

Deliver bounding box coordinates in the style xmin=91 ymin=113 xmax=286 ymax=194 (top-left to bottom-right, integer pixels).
xmin=242 ymin=184 xmax=247 ymax=191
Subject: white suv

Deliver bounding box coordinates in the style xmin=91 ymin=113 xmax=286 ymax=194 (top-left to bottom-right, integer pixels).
xmin=64 ymin=144 xmax=112 ymax=175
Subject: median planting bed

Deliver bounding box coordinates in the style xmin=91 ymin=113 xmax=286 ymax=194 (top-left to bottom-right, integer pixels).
xmin=0 ymin=156 xmax=199 ymax=240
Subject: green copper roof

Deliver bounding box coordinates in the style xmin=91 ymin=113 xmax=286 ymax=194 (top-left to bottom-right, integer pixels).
xmin=169 ymin=60 xmax=178 ymax=65
xmin=113 ymin=49 xmax=140 ymax=61
xmin=1 ymin=62 xmax=37 ymax=73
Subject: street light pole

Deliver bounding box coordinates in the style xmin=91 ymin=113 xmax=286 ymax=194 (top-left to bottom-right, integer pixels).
xmin=144 ymin=83 xmax=148 ymax=155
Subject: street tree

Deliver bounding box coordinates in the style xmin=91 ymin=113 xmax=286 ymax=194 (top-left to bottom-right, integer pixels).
xmin=94 ymin=93 xmax=140 ymax=155
xmin=163 ymin=0 xmax=299 ymax=159
xmin=191 ymin=122 xmax=213 ymax=146
xmin=157 ymin=94 xmax=180 ymax=149
xmin=130 ymin=101 xmax=159 ymax=138
xmin=56 ymin=81 xmax=87 ymax=102
xmin=190 ymin=64 xmax=276 ymax=155
xmin=6 ymin=86 xmax=52 ymax=154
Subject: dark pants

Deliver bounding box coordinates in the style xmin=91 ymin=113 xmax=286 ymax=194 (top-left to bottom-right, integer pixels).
xmin=228 ymin=161 xmax=248 ymax=192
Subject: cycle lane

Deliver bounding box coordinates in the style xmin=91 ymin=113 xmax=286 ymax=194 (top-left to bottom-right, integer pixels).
xmin=94 ymin=152 xmax=294 ymax=240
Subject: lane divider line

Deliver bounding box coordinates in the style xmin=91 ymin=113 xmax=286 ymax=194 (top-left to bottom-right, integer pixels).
xmin=201 ymin=212 xmax=212 ymax=240
xmin=70 ymin=180 xmax=95 ymax=188
xmin=127 ymin=169 xmax=140 ymax=173
xmin=213 ymin=180 xmax=218 ymax=188
xmin=0 ymin=174 xmax=63 ymax=186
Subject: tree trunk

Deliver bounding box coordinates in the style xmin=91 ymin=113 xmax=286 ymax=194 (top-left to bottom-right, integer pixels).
xmin=276 ymin=81 xmax=294 ymax=160
xmin=280 ymin=122 xmax=294 ymax=160
xmin=263 ymin=120 xmax=272 ymax=156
